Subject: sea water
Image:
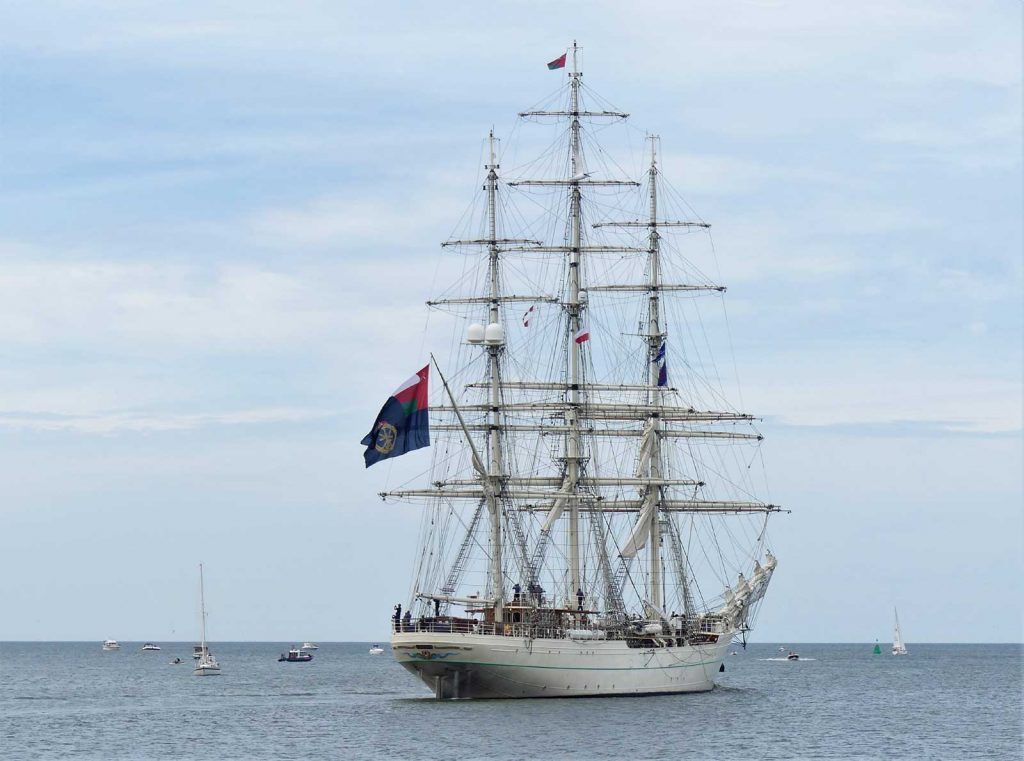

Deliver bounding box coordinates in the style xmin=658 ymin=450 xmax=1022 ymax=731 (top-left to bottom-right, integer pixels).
xmin=1 ymin=642 xmax=1020 ymax=760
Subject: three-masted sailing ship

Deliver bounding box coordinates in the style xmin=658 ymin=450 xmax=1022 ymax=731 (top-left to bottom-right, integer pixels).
xmin=377 ymin=45 xmax=784 ymax=699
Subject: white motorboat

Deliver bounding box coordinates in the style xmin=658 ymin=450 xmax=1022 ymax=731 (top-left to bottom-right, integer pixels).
xmin=102 ymin=639 xmax=120 ymax=651
xmin=301 ymin=642 xmax=319 ymax=650
xmin=141 ymin=643 xmax=161 ymax=651
xmin=193 ymin=563 xmax=221 ymax=676
xmin=369 ymin=645 xmax=385 ymax=655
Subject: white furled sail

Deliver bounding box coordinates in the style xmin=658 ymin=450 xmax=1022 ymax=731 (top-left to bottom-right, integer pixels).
xmin=377 ymin=43 xmax=786 ymax=699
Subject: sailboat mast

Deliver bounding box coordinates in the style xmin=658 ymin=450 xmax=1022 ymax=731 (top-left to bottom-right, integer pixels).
xmin=645 ymin=137 xmax=664 ymax=613
xmin=198 ymin=562 xmax=207 ymax=649
xmin=485 ymin=131 xmax=506 ymax=622
xmin=566 ymin=41 xmax=584 ymax=606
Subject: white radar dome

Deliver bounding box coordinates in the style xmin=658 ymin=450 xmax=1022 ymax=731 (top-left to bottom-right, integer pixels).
xmin=484 ymin=323 xmax=505 ymax=345
xmin=466 ymin=323 xmax=485 ymax=343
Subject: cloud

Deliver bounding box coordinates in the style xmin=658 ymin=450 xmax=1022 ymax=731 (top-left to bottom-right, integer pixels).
xmin=0 ymin=407 xmax=334 ymax=434
xmin=741 ymin=346 xmax=1022 ymax=434
xmin=246 ymin=193 xmax=466 ymax=250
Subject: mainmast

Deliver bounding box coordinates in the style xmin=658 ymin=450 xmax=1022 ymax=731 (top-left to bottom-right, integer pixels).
xmin=485 ymin=131 xmax=505 ymax=622
xmin=566 ymin=43 xmax=584 ymax=608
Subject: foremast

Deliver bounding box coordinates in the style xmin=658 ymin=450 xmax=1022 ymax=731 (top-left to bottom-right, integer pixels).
xmin=484 ymin=131 xmax=506 ymax=623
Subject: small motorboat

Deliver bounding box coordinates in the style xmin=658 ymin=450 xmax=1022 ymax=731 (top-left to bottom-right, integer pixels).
xmin=787 ymin=651 xmax=800 ymax=661
xmin=368 ymin=645 xmax=385 ymax=655
xmin=278 ymin=647 xmax=313 ymax=663
xmin=102 ymin=639 xmax=120 ymax=651
xmin=171 ymin=657 xmax=183 ymax=665
xmin=301 ymin=642 xmax=319 ymax=650
xmin=141 ymin=643 xmax=161 ymax=651
xmin=778 ymin=646 xmax=786 ymax=652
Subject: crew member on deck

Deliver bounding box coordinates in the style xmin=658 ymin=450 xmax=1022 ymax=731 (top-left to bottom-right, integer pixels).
xmin=576 ymin=587 xmax=584 ymax=611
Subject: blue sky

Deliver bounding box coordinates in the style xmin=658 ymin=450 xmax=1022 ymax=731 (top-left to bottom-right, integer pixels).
xmin=0 ymin=1 xmax=1020 ymax=642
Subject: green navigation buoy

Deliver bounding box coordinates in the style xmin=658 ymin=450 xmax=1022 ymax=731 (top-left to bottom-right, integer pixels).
xmin=873 ymin=641 xmax=881 ymax=655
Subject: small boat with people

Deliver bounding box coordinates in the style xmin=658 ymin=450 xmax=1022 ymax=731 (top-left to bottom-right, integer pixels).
xmin=301 ymin=642 xmax=319 ymax=650
xmin=102 ymin=639 xmax=120 ymax=651
xmin=279 ymin=647 xmax=314 ymax=663
xmin=369 ymin=645 xmax=385 ymax=655
xmin=786 ymin=651 xmax=800 ymax=661
xmin=141 ymin=643 xmax=161 ymax=651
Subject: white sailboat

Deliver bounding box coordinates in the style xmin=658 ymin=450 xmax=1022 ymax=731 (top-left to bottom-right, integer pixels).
xmin=193 ymin=563 xmax=221 ymax=676
xmin=892 ymin=608 xmax=908 ymax=656
xmin=376 ymin=43 xmax=784 ymax=699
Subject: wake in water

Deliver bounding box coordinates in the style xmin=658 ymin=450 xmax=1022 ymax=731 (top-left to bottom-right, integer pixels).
xmin=759 ymin=657 xmax=817 ymax=661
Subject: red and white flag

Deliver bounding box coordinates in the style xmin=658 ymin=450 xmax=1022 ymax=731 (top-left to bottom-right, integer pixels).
xmin=574 ymin=325 xmax=590 ymax=344
xmin=522 ymin=305 xmax=535 ymax=327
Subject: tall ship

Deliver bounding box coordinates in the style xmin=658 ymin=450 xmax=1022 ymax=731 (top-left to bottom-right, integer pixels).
xmin=373 ymin=44 xmax=784 ymax=699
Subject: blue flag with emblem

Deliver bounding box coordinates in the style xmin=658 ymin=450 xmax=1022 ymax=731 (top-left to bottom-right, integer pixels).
xmin=655 ymin=341 xmax=667 ymax=387
xmin=361 ymin=366 xmax=430 ymax=468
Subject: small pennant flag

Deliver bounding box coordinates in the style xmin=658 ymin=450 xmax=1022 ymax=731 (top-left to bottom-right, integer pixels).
xmin=547 ymin=53 xmax=567 ymax=70
xmin=574 ymin=325 xmax=590 ymax=344
xmin=656 ymin=341 xmax=668 ymax=386
xmin=522 ymin=305 xmax=535 ymax=327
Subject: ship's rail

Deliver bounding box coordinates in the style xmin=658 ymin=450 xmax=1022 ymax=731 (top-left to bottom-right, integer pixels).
xmin=391 ymin=612 xmax=729 ymax=646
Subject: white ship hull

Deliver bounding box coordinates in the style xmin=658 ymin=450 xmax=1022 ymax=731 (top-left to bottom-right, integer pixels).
xmin=392 ymin=630 xmax=733 ymax=699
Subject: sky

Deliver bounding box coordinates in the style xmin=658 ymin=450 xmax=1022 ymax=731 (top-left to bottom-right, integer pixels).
xmin=0 ymin=1 xmax=1020 ymax=643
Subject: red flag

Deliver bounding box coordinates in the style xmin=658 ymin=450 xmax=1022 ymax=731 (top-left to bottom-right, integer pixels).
xmin=522 ymin=305 xmax=535 ymax=327
xmin=547 ymin=53 xmax=567 ymax=70
xmin=574 ymin=326 xmax=590 ymax=344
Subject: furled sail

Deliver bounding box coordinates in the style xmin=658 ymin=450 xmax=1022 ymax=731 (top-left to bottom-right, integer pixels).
xmin=620 ymin=421 xmax=658 ymax=558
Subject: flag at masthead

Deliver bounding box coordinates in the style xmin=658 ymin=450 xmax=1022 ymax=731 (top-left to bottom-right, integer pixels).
xmin=547 ymin=53 xmax=567 ymax=70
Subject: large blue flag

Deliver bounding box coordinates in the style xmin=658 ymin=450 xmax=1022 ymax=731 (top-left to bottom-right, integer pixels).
xmin=361 ymin=366 xmax=430 ymax=468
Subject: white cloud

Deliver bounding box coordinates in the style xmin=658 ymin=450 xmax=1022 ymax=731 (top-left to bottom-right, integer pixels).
xmin=741 ymin=346 xmax=1022 ymax=434
xmin=0 ymin=407 xmax=334 ymax=434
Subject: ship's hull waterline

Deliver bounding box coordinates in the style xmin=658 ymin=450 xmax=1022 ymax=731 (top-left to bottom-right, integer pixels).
xmin=392 ymin=631 xmax=734 ymax=699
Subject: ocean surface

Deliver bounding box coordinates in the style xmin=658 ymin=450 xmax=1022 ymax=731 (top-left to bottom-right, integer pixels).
xmin=1 ymin=642 xmax=1020 ymax=760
